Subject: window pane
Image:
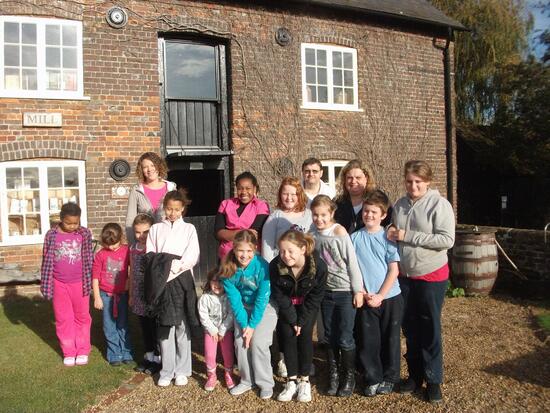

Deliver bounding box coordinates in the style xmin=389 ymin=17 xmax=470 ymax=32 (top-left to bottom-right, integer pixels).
xmin=21 ymin=69 xmax=37 ymax=90
xmin=62 ymin=25 xmax=77 ymax=46
xmin=26 ymin=215 xmax=41 ymax=235
xmin=306 ymin=67 xmax=316 ymax=84
xmin=344 ymin=88 xmax=354 ymax=105
xmin=318 ymin=86 xmax=328 ymax=103
xmin=46 ymin=25 xmax=60 ymax=45
xmin=4 ymin=45 xmax=19 ymax=66
xmin=46 ymin=47 xmax=60 ymax=68
xmin=8 ymin=216 xmax=23 ymax=236
xmin=316 ymin=49 xmax=326 ymax=66
xmin=305 ymin=48 xmax=315 ymax=65
xmin=335 ymin=166 xmax=343 ymax=180
xmin=64 ymin=167 xmax=79 ymax=186
xmin=63 ymin=70 xmax=77 ymax=91
xmin=22 ymin=24 xmax=36 ymax=44
xmin=6 ymin=168 xmax=21 ymax=189
xmin=334 ymin=87 xmax=344 ymax=104
xmin=332 ymin=51 xmax=342 ymax=68
xmin=63 ymin=48 xmax=77 ymax=68
xmin=4 ymin=22 xmax=19 ymax=43
xmin=343 ymin=52 xmax=353 ymax=69
xmin=4 ymin=68 xmax=19 ymax=89
xmin=165 ymin=42 xmax=217 ymax=99
xmin=47 ymin=70 xmax=61 ymax=90
xmin=48 ymin=167 xmax=62 ymax=187
xmin=333 ymin=69 xmax=342 ymax=86
xmin=307 ymin=85 xmax=317 ymax=102
xmin=23 ymin=168 xmax=39 ymax=188
xmin=321 ymin=166 xmax=329 ymax=183
xmin=344 ymin=70 xmax=353 ymax=87
xmin=317 ymin=68 xmax=327 ymax=85
xmin=22 ymin=45 xmax=36 ymax=67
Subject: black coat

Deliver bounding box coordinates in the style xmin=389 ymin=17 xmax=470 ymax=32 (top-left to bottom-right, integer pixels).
xmin=269 ymin=252 xmax=327 ymax=327
xmin=142 ymin=252 xmax=199 ymax=328
xmin=334 ymin=196 xmax=392 ymax=234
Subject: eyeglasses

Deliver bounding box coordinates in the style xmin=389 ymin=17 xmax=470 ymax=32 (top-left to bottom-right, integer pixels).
xmin=303 ymin=169 xmax=321 ymax=175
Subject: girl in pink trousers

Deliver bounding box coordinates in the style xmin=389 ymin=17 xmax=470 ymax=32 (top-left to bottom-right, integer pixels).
xmin=40 ymin=203 xmax=93 ymax=367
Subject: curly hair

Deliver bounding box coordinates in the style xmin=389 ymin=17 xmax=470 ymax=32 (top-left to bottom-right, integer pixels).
xmin=136 ymin=152 xmax=168 ymax=183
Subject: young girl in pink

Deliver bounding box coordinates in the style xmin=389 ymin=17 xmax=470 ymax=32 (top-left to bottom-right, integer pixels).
xmin=198 ymin=269 xmax=235 ymax=391
xmin=40 ymin=203 xmax=93 ymax=367
xmin=92 ymin=223 xmax=133 ymax=366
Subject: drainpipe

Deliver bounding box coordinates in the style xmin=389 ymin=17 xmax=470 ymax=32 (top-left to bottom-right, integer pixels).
xmin=435 ymin=28 xmax=455 ymax=207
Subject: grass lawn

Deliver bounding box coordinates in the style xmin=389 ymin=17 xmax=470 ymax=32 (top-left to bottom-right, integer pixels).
xmin=0 ymin=295 xmax=141 ymax=413
xmin=537 ymin=312 xmax=550 ymax=333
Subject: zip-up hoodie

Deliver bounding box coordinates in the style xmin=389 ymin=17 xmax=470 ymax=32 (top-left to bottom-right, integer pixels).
xmin=125 ymin=180 xmax=177 ymax=243
xmin=392 ymin=189 xmax=455 ymax=277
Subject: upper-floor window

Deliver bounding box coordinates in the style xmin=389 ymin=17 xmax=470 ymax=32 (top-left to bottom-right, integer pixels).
xmin=0 ymin=16 xmax=84 ymax=99
xmin=0 ymin=160 xmax=87 ymax=246
xmin=301 ymin=43 xmax=359 ymax=111
xmin=321 ymin=159 xmax=348 ymax=192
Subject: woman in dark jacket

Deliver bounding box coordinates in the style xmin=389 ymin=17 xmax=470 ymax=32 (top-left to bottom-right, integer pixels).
xmin=270 ymin=229 xmax=327 ymax=403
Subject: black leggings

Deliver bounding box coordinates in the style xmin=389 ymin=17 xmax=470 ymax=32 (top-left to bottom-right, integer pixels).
xmin=278 ymin=316 xmax=315 ymax=378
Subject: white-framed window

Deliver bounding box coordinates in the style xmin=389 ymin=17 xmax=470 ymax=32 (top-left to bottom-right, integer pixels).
xmin=0 ymin=16 xmax=85 ymax=99
xmin=301 ymin=43 xmax=359 ymax=111
xmin=321 ymin=160 xmax=348 ymax=192
xmin=0 ymin=160 xmax=87 ymax=246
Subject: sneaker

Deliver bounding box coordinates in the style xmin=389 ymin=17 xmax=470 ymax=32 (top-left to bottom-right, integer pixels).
xmin=260 ymin=388 xmax=273 ymax=400
xmin=109 ymin=361 xmax=122 ymax=367
xmin=277 ymin=358 xmax=288 ymax=378
xmin=230 ymin=383 xmax=252 ymax=396
xmin=63 ymin=357 xmax=76 ymax=367
xmin=363 ymin=383 xmax=379 ymax=397
xmin=75 ymin=355 xmax=88 ymax=366
xmin=204 ymin=372 xmax=218 ymax=391
xmin=157 ymin=377 xmax=172 ymax=387
xmin=399 ymin=377 xmax=421 ymax=394
xmin=426 ymin=383 xmax=443 ymax=404
xmin=122 ymin=359 xmax=134 ymax=365
xmin=175 ymin=375 xmax=188 ymax=386
xmin=297 ymin=380 xmax=312 ymax=403
xmin=224 ymin=370 xmax=235 ymax=389
xmin=377 ymin=381 xmax=394 ymax=395
xmin=277 ymin=380 xmax=297 ymax=402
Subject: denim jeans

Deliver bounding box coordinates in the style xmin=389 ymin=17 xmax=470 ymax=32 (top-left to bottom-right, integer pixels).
xmin=400 ymin=278 xmax=447 ymax=384
xmin=321 ymin=290 xmax=356 ymax=351
xmin=100 ymin=290 xmax=133 ymax=363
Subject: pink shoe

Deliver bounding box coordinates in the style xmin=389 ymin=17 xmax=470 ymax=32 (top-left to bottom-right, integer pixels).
xmin=224 ymin=370 xmax=235 ymax=389
xmin=205 ymin=371 xmax=218 ymax=392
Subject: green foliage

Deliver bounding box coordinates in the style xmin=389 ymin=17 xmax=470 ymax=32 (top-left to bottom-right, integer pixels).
xmin=537 ymin=313 xmax=550 ymax=333
xmin=446 ymin=281 xmax=465 ymax=298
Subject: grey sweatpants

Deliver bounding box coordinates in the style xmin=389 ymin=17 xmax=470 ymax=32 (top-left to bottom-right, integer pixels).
xmin=158 ymin=319 xmax=191 ymax=380
xmin=234 ymin=302 xmax=277 ymax=391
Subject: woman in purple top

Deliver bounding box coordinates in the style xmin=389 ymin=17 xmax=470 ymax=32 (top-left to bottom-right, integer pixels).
xmin=125 ymin=152 xmax=176 ymax=244
xmin=215 ymin=172 xmax=270 ymax=260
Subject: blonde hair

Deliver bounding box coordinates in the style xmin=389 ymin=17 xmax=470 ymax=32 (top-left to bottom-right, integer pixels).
xmin=310 ymin=194 xmax=337 ymax=214
xmin=278 ymin=229 xmax=315 ymax=256
xmin=219 ymin=230 xmax=258 ymax=277
xmin=404 ymin=160 xmax=433 ymax=182
xmin=336 ymin=159 xmax=376 ymax=201
xmin=276 ymin=177 xmax=307 ymax=212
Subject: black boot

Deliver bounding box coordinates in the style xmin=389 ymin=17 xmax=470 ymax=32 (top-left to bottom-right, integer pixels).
xmin=337 ymin=349 xmax=356 ymax=397
xmin=326 ymin=348 xmax=339 ymax=396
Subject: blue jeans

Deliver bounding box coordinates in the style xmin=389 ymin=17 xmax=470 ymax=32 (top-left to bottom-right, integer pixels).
xmin=321 ymin=290 xmax=356 ymax=351
xmin=100 ymin=291 xmax=133 ymax=363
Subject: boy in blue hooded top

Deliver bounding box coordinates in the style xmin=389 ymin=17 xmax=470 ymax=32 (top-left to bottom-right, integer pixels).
xmin=221 ymin=229 xmax=277 ymax=400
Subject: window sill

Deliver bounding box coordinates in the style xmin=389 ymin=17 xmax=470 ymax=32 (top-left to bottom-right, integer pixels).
xmin=0 ymin=236 xmax=44 ymax=247
xmin=300 ymin=105 xmax=363 ymax=112
xmin=0 ymin=93 xmax=90 ymax=101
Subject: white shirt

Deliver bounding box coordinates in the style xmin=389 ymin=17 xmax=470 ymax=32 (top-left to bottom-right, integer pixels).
xmin=303 ymin=180 xmax=336 ymax=207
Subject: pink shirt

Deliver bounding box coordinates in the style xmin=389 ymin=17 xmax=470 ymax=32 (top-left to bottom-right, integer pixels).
xmin=216 ymin=197 xmax=269 ymax=259
xmin=92 ymin=245 xmax=130 ymax=294
xmin=52 ymin=232 xmax=83 ymax=283
xmin=143 ymin=183 xmax=168 ymax=213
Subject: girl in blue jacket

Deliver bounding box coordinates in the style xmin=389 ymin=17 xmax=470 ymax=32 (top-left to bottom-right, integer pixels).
xmin=221 ymin=229 xmax=277 ymax=400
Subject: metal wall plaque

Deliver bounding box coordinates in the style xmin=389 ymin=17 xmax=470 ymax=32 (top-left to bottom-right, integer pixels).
xmin=23 ymin=112 xmax=62 ymax=127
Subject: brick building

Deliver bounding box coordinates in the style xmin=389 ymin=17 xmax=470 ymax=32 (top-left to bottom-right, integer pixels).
xmin=0 ymin=0 xmax=463 ymax=282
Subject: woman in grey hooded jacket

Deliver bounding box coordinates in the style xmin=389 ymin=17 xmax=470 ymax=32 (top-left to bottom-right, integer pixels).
xmin=387 ymin=160 xmax=455 ymax=404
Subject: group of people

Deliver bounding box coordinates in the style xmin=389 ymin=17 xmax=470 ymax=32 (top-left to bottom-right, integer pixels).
xmin=40 ymin=152 xmax=455 ymax=405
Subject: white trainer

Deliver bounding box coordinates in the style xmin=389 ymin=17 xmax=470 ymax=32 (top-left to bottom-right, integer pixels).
xmin=63 ymin=357 xmax=76 ymax=367
xmin=75 ymin=355 xmax=88 ymax=366
xmin=174 ymin=375 xmax=188 ymax=386
xmin=157 ymin=377 xmax=172 ymax=387
xmin=277 ymin=358 xmax=288 ymax=378
xmin=277 ymin=380 xmax=297 ymax=402
xmin=297 ymin=380 xmax=312 ymax=402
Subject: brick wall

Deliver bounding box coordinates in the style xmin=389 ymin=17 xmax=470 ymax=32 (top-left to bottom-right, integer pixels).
xmin=0 ymin=0 xmax=455 ymax=273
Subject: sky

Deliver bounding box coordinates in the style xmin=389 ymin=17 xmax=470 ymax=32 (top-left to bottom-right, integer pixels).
xmin=527 ymin=0 xmax=549 ymax=58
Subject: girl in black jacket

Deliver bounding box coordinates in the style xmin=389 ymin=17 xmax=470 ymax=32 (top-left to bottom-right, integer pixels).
xmin=270 ymin=229 xmax=327 ymax=403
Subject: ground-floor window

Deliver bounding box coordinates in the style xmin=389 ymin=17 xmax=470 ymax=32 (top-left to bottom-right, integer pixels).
xmin=321 ymin=159 xmax=348 ymax=193
xmin=0 ymin=160 xmax=87 ymax=245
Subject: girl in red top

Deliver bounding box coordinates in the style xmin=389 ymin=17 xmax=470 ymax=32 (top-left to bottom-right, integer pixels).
xmin=92 ymin=223 xmax=133 ymax=365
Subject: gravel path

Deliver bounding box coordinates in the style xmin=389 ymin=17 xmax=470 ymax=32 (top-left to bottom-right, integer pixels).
xmin=87 ymin=296 xmax=549 ymax=413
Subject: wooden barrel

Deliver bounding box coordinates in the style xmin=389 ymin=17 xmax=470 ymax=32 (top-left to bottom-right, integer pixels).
xmin=451 ymin=230 xmax=499 ymax=296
